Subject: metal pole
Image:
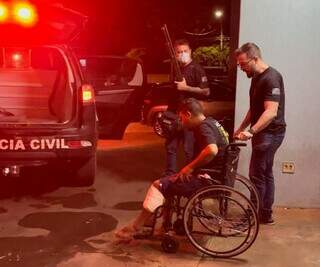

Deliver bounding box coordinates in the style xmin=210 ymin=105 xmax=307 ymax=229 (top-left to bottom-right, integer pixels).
xmin=220 ymin=21 xmax=223 ymax=50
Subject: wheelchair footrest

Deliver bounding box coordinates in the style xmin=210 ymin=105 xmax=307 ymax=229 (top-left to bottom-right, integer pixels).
xmin=133 ymin=228 xmax=153 ymax=240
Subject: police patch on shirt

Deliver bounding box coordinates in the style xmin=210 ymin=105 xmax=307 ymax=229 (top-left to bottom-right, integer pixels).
xmin=201 ymin=76 xmax=208 ymax=82
xmin=272 ymin=88 xmax=280 ymax=95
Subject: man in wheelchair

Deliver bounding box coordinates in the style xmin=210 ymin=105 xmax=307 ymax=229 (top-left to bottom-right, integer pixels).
xmin=115 ymin=97 xmax=230 ymax=241
xmin=115 ymin=98 xmax=228 ymax=240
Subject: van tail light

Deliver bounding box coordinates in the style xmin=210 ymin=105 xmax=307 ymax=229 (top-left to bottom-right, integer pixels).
xmin=82 ymin=84 xmax=95 ymax=104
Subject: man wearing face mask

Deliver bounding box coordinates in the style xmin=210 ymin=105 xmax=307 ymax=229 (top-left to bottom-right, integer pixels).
xmin=164 ymin=39 xmax=210 ymax=176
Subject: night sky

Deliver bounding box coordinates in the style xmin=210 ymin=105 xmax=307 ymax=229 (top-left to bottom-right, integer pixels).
xmin=57 ymin=0 xmax=231 ymax=71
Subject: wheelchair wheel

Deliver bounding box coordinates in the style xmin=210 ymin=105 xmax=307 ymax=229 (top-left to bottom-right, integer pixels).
xmin=197 ymin=176 xmax=260 ymax=230
xmin=234 ymin=173 xmax=260 ymax=213
xmin=183 ymin=185 xmax=259 ymax=258
xmin=161 ymin=235 xmax=179 ymax=253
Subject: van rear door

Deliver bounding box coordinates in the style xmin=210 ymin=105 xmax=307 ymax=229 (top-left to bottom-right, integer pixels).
xmin=0 ymin=46 xmax=74 ymax=125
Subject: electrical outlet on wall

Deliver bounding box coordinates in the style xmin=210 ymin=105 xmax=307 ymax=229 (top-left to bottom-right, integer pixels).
xmin=282 ymin=162 xmax=295 ymax=174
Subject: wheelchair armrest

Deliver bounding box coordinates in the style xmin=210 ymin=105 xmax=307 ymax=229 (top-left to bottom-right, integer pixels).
xmin=198 ymin=168 xmax=222 ymax=175
xmin=227 ymin=142 xmax=247 ymax=148
xmin=197 ymin=169 xmax=223 ymax=185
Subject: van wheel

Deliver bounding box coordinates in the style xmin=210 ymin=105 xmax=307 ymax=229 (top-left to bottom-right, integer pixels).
xmin=153 ymin=112 xmax=165 ymax=137
xmin=72 ymin=155 xmax=96 ymax=186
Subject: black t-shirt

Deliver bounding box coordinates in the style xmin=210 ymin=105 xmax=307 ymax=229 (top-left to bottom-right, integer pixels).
xmin=193 ymin=117 xmax=229 ymax=170
xmin=168 ymin=61 xmax=209 ymax=111
xmin=250 ymin=67 xmax=286 ymax=133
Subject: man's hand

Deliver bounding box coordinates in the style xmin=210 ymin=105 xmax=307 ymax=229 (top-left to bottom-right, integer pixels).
xmin=170 ymin=165 xmax=194 ymax=183
xmin=175 ymin=78 xmax=189 ymax=91
xmin=233 ymin=128 xmax=242 ymax=139
xmin=236 ymin=131 xmax=253 ymax=141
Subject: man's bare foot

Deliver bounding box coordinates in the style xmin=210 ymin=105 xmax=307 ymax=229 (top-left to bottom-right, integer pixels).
xmin=114 ymin=225 xmax=138 ymax=241
xmin=143 ymin=214 xmax=156 ymax=228
xmin=153 ymin=226 xmax=166 ymax=236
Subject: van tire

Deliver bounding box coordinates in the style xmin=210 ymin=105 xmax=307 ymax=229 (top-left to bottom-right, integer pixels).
xmin=72 ymin=155 xmax=96 ymax=186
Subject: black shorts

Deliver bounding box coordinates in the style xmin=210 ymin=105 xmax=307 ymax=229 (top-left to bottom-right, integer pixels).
xmin=159 ymin=174 xmax=209 ymax=198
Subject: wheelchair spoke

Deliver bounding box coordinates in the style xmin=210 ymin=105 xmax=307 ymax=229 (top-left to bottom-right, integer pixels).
xmin=190 ymin=230 xmax=227 ymax=238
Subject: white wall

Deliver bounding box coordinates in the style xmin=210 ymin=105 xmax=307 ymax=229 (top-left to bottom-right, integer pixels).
xmin=236 ymin=0 xmax=320 ymax=207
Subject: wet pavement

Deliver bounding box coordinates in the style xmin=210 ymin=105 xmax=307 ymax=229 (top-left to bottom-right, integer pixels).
xmin=0 ymin=123 xmax=319 ymax=267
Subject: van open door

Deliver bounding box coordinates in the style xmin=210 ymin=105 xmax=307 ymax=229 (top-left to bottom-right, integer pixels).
xmin=80 ymin=55 xmax=147 ymax=139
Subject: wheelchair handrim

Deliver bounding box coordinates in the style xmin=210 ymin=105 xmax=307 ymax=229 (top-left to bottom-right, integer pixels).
xmin=183 ymin=185 xmax=259 ymax=258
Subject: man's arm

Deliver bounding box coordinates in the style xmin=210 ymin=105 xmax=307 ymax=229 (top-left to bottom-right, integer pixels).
xmin=237 ymin=109 xmax=251 ymax=131
xmin=250 ymin=101 xmax=278 ymax=133
xmin=237 ymin=101 xmax=278 ymax=140
xmin=175 ymin=144 xmax=218 ymax=182
xmin=175 ymin=78 xmax=210 ymax=96
xmin=186 ymin=85 xmax=210 ymax=96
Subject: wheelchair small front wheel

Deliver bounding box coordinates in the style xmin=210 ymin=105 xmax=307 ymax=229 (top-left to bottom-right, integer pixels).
xmin=161 ymin=235 xmax=179 ymax=253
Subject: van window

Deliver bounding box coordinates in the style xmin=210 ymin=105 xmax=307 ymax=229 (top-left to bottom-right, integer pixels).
xmin=0 ymin=46 xmax=73 ymax=124
xmin=80 ymin=57 xmax=142 ymax=91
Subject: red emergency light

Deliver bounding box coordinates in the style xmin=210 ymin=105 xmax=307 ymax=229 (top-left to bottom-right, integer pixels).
xmin=0 ymin=3 xmax=9 ymax=22
xmin=0 ymin=1 xmax=38 ymax=26
xmin=13 ymin=2 xmax=37 ymax=26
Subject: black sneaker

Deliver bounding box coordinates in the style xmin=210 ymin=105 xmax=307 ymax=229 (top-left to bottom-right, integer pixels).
xmin=260 ymin=216 xmax=275 ymax=225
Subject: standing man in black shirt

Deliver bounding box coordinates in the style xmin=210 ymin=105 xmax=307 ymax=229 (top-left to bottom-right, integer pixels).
xmin=234 ymin=43 xmax=286 ymax=225
xmin=164 ymin=39 xmax=210 ymax=176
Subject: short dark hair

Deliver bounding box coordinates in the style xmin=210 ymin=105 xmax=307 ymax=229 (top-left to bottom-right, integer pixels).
xmin=174 ymin=39 xmax=190 ymax=48
xmin=234 ymin=42 xmax=262 ymax=59
xmin=178 ymin=98 xmax=203 ymax=116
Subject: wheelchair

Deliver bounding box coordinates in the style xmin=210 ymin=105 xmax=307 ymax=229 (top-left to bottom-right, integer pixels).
xmin=136 ymin=143 xmax=260 ymax=258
